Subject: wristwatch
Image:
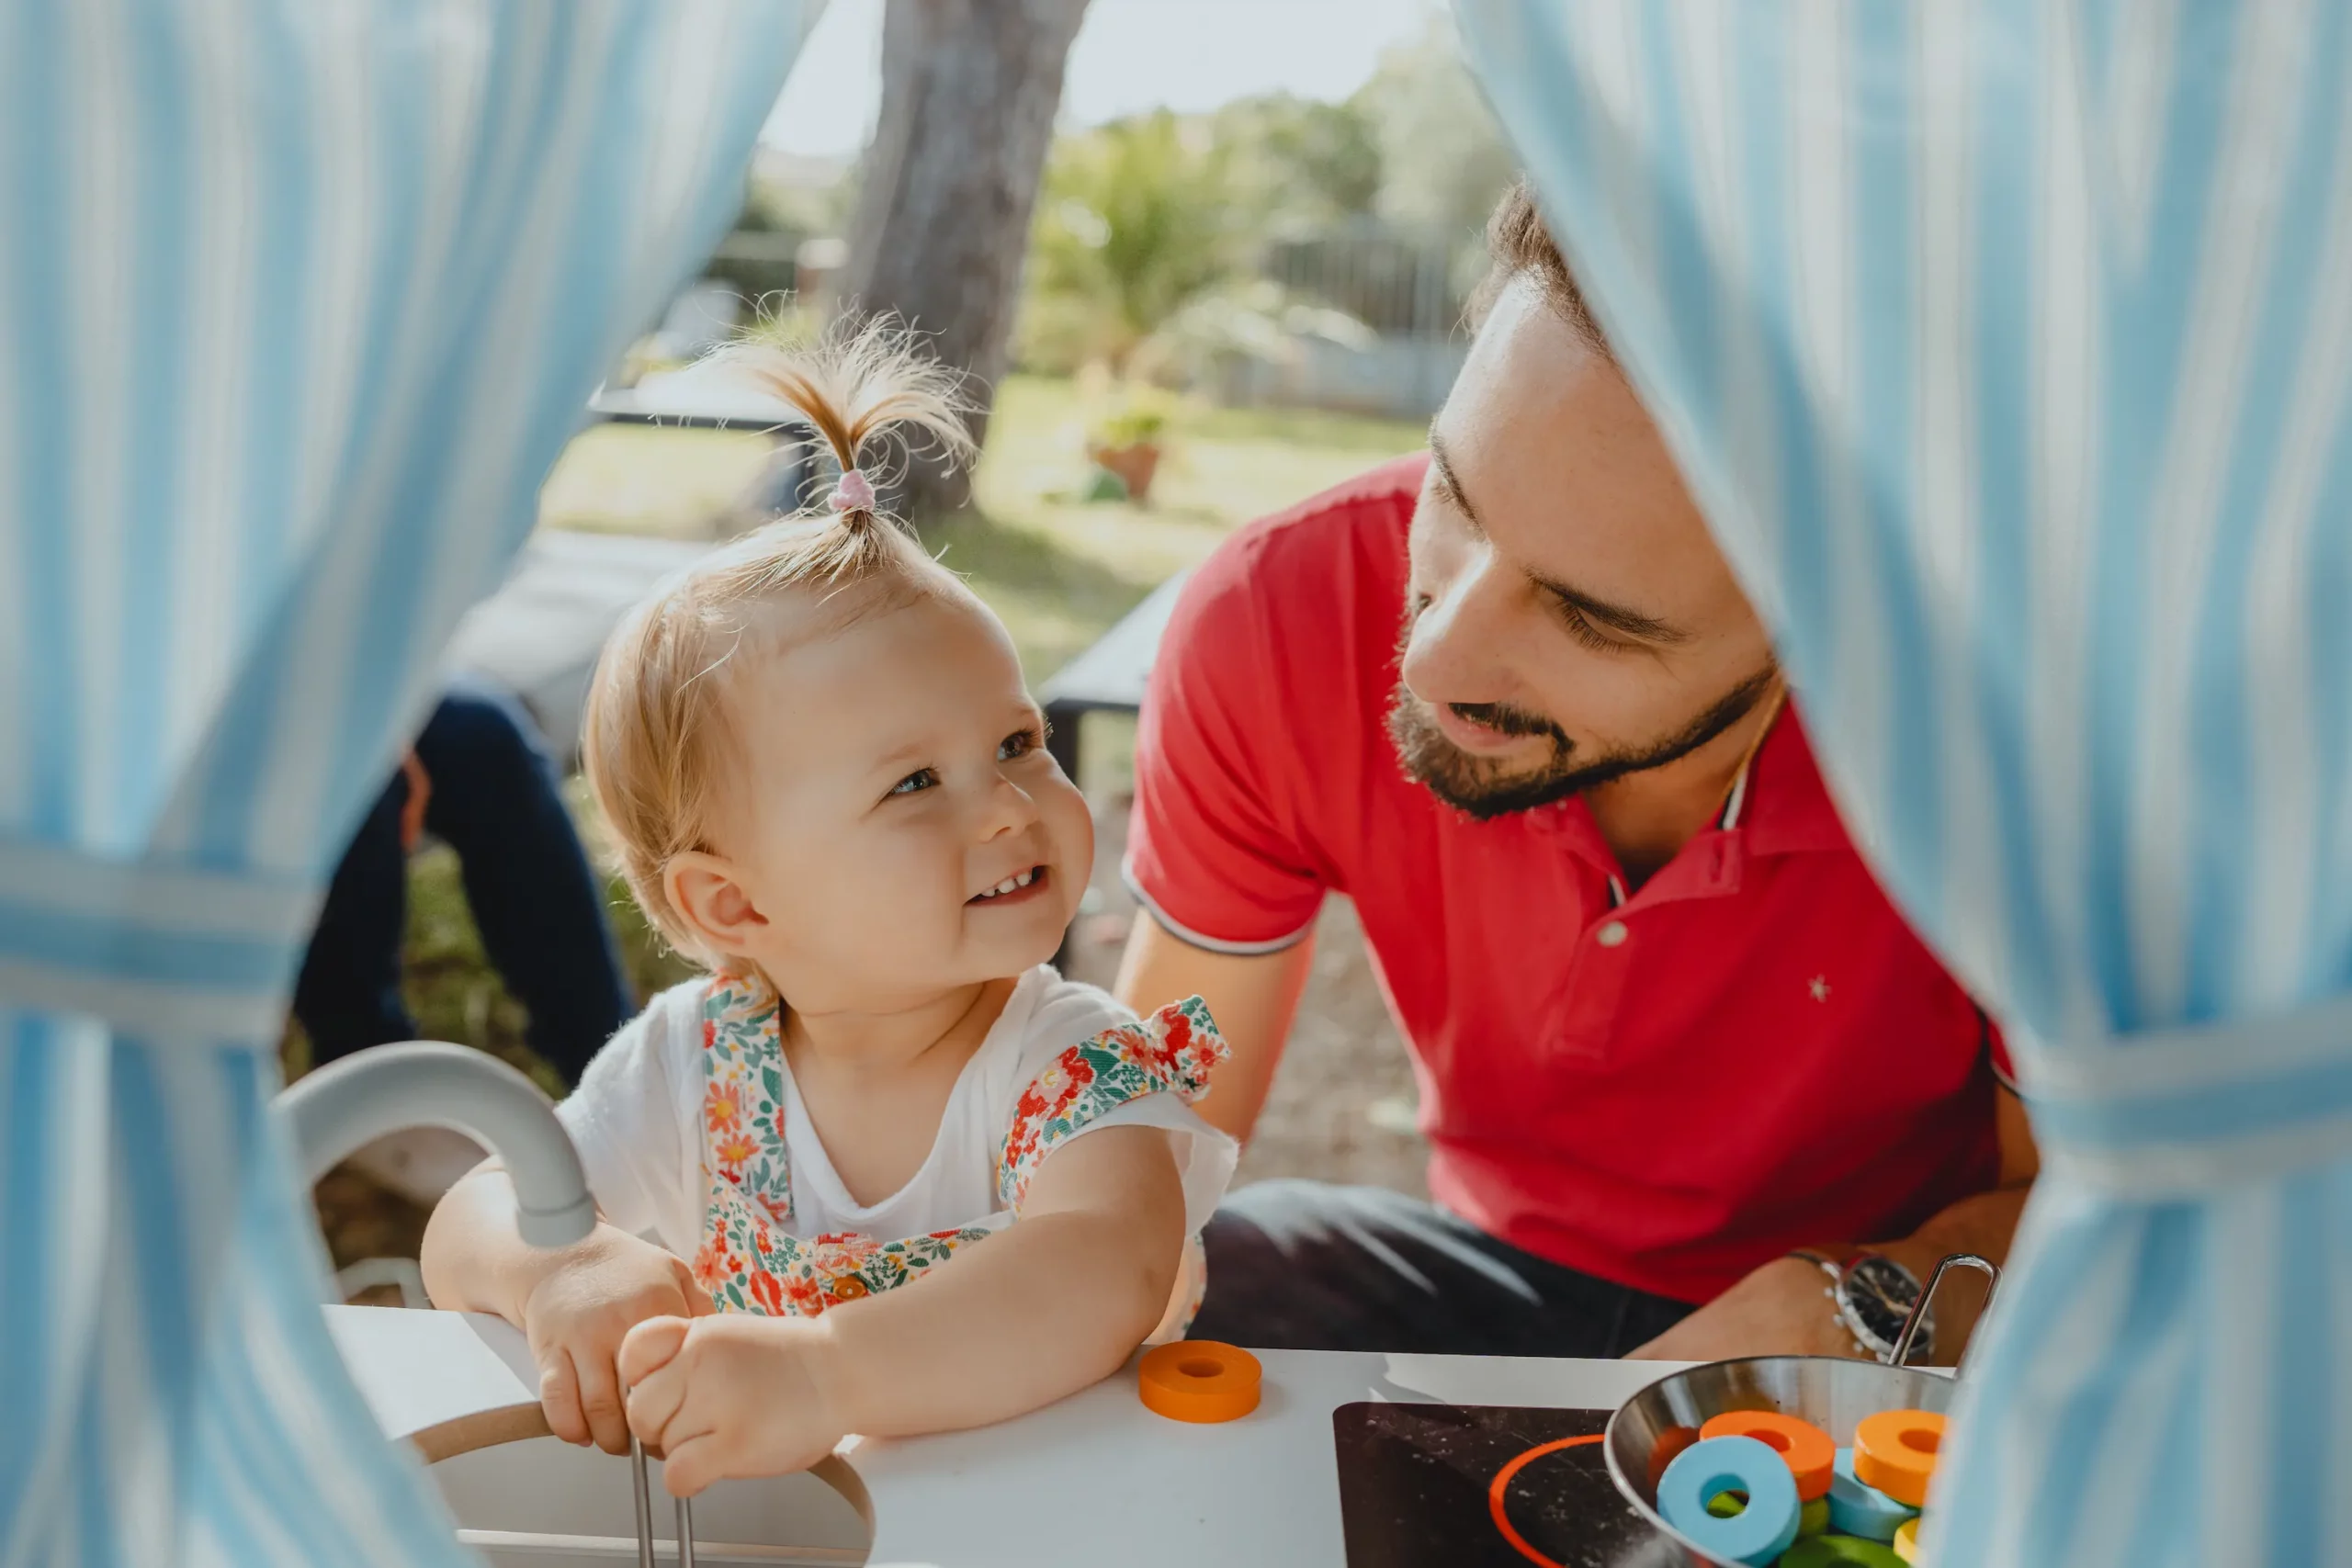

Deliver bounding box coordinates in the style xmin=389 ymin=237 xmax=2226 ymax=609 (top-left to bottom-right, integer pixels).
xmin=1788 ymin=1248 xmax=1931 ymax=1363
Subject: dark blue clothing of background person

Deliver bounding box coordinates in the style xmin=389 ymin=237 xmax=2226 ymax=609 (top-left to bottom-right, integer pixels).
xmin=292 ymin=674 xmax=631 ymax=1086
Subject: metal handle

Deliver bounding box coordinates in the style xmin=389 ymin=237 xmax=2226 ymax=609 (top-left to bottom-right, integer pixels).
xmin=1888 ymin=1251 xmax=1999 ymax=1369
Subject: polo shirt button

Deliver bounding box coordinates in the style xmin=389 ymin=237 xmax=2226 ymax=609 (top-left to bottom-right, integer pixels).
xmin=1596 ymin=919 xmax=1629 ymax=948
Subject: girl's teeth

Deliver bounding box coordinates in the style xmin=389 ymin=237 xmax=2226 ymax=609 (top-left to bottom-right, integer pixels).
xmin=978 ymin=868 xmax=1040 ymax=900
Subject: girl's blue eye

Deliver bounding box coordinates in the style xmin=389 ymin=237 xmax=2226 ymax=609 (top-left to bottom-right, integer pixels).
xmin=888 ymin=768 xmax=938 ymax=797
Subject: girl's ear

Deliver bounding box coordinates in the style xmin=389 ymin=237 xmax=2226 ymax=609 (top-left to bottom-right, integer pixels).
xmin=664 ymin=849 xmax=769 ymax=961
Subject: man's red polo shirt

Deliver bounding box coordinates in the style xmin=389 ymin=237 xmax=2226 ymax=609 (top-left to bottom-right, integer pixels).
xmin=1125 ymin=454 xmax=2006 ymax=1303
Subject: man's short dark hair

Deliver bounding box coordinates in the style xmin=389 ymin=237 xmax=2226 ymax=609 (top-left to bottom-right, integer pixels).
xmin=1475 ymin=179 xmax=1608 ymax=354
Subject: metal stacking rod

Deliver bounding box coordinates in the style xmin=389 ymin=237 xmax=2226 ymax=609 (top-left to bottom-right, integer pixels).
xmin=630 ymin=1436 xmax=657 ymax=1568
xmin=628 ymin=1429 xmax=699 ymax=1567
xmin=1888 ymin=1251 xmax=2001 ymax=1369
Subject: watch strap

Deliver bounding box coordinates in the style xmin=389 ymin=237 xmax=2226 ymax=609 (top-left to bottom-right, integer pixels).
xmin=1786 ymin=1249 xmax=1871 ymax=1358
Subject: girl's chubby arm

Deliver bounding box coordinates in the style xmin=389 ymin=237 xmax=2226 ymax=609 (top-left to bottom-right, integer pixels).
xmin=617 ymin=1124 xmax=1186 ymax=1495
xmin=421 ymin=1160 xmax=711 ymax=1457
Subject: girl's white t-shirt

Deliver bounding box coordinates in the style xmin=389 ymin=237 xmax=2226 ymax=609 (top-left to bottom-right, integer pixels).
xmin=557 ymin=965 xmax=1238 ymax=1266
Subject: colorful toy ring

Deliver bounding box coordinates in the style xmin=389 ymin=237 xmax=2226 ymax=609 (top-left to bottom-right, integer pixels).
xmin=1852 ymin=1409 xmax=1944 ymax=1507
xmin=1780 ymin=1534 xmax=1907 ymax=1567
xmin=1136 ymin=1341 xmax=1261 ymax=1423
xmin=1656 ymin=1434 xmax=1803 ymax=1566
xmin=1893 ymin=1517 xmax=1922 ymax=1562
xmin=1828 ymin=1446 xmax=1920 ymax=1540
xmin=1645 ymin=1425 xmax=1702 ymax=1493
xmin=1700 ymin=1408 xmax=1837 ymax=1500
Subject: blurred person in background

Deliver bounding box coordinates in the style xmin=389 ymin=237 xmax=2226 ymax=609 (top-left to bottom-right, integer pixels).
xmin=292 ymin=673 xmax=631 ymax=1088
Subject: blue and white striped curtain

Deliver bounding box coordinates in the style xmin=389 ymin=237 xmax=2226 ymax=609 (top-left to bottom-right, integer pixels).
xmin=1457 ymin=3 xmax=2352 ymax=1563
xmin=0 ymin=4 xmax=809 ymax=1563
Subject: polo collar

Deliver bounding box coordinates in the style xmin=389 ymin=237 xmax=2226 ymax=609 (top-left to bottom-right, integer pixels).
xmin=1530 ymin=699 xmax=1854 ymax=902
xmin=1733 ymin=705 xmax=1853 ymax=858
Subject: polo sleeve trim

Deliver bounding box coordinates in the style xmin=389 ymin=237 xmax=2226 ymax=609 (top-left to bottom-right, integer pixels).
xmin=1123 ymin=861 xmax=1317 ymax=955
xmin=1979 ymin=1005 xmax=2020 ymax=1093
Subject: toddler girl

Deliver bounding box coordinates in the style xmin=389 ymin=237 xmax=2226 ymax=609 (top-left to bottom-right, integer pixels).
xmin=419 ymin=321 xmax=1236 ymax=1496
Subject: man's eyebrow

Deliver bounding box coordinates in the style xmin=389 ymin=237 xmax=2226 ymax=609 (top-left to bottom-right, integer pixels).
xmin=1426 ymin=427 xmax=1689 ymax=646
xmin=1530 ymin=571 xmax=1688 ymax=644
xmin=1426 ymin=428 xmax=1484 ymax=537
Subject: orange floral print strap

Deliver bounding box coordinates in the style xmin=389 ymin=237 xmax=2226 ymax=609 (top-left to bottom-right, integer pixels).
xmin=692 ymin=1174 xmax=993 ymax=1318
xmin=700 ymin=969 xmax=794 ymax=1228
xmin=694 ymin=971 xmax=995 ymax=1319
xmin=997 ymin=995 xmax=1228 ymax=1212
xmin=690 ymin=979 xmax=1226 ymax=1321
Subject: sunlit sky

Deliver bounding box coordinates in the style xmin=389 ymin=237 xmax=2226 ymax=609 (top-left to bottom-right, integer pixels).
xmin=762 ymin=0 xmax=1442 ymax=159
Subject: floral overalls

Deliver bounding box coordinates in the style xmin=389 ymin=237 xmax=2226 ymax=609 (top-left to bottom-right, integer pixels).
xmin=689 ymin=970 xmax=1227 ymax=1320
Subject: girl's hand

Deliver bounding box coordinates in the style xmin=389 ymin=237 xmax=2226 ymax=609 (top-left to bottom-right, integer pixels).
xmin=518 ymin=1225 xmax=713 ymax=1455
xmin=619 ymin=1313 xmax=851 ymax=1496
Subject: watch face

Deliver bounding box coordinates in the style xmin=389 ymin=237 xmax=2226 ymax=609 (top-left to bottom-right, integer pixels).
xmin=1839 ymin=1256 xmax=1928 ymax=1356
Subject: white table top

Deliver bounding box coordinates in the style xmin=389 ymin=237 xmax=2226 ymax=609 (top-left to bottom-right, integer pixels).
xmin=324 ymin=1305 xmax=1688 ymax=1567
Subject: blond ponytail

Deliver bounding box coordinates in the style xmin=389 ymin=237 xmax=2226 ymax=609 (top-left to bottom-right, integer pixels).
xmin=709 ymin=314 xmax=973 ymax=558
xmin=582 ymin=314 xmax=979 ymax=963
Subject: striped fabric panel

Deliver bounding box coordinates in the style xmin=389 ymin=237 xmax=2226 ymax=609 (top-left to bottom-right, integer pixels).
xmin=0 ymin=3 xmax=811 ymax=1564
xmin=1456 ymin=3 xmax=2352 ymax=1565
xmin=0 ymin=0 xmax=809 ymax=1038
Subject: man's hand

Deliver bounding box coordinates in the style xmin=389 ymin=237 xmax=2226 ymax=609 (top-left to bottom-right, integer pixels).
xmin=1624 ymin=1256 xmax=1862 ymax=1362
xmin=519 ymin=1226 xmax=712 ymax=1455
xmin=620 ymin=1313 xmax=851 ymax=1496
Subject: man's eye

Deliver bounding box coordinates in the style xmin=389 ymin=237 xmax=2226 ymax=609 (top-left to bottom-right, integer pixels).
xmin=1553 ymin=598 xmax=1625 ymax=653
xmin=887 ymin=767 xmax=938 ymax=797
xmin=1000 ymin=726 xmax=1045 ymax=761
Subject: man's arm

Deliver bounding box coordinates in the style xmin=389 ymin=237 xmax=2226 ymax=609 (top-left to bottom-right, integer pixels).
xmin=1629 ymin=1087 xmax=2039 ymax=1364
xmin=1112 ymin=912 xmax=1318 ymax=1144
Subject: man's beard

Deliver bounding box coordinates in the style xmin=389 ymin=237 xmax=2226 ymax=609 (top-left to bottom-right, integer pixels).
xmin=1387 ymin=658 xmax=1781 ymax=821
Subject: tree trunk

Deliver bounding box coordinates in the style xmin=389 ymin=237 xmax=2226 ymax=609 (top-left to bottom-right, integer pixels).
xmin=842 ymin=0 xmax=1091 ymax=520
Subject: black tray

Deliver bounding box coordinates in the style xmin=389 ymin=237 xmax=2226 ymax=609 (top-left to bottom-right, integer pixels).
xmin=1333 ymin=1402 xmax=1683 ymax=1568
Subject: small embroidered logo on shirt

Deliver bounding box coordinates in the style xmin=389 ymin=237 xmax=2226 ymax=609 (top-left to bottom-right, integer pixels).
xmin=1808 ymin=975 xmax=1831 ymax=1003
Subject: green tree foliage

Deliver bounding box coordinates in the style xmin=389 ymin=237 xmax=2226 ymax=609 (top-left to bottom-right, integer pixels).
xmin=1354 ymin=13 xmax=1516 ymax=240
xmin=1212 ymin=93 xmax=1382 ymax=230
xmin=1015 ymin=17 xmax=1514 ymax=382
xmin=1022 ymin=111 xmax=1239 ymax=376
xmin=1019 ymin=103 xmax=1382 ymax=380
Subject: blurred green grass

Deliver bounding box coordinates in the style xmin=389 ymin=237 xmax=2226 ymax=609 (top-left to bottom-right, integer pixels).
xmin=310 ymin=376 xmax=1420 ymax=1089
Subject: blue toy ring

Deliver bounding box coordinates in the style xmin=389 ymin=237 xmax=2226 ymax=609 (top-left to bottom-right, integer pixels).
xmin=1827 ymin=1446 xmax=1920 ymax=1541
xmin=1656 ymin=1433 xmax=1803 ymax=1565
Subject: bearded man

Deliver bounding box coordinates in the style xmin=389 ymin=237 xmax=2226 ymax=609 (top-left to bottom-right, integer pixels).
xmin=1112 ymin=185 xmax=2035 ymax=1364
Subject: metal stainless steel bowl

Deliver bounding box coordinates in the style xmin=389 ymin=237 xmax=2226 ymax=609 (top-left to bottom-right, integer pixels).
xmin=1602 ymin=1253 xmax=1996 ymax=1567
xmin=1604 ymin=1356 xmax=1953 ymax=1567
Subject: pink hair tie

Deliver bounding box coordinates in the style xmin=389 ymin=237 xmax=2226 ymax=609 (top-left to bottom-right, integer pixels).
xmin=828 ymin=468 xmax=877 ymax=513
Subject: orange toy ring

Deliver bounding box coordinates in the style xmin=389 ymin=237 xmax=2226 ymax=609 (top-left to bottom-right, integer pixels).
xmin=1136 ymin=1341 xmax=1261 ymax=1423
xmin=1645 ymin=1425 xmax=1702 ymax=1492
xmin=1699 ymin=1409 xmax=1838 ymax=1500
xmin=1852 ymin=1408 xmax=1945 ymax=1507
xmin=1487 ymin=1435 xmax=1606 ymax=1568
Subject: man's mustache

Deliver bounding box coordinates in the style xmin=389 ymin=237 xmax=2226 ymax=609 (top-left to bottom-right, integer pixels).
xmin=1397 ymin=598 xmax=1570 ymax=749
xmin=1444 ymin=699 xmax=1567 ymax=746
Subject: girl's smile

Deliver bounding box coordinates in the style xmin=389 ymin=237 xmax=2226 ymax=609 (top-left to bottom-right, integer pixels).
xmin=968 ymin=863 xmax=1051 ymax=907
